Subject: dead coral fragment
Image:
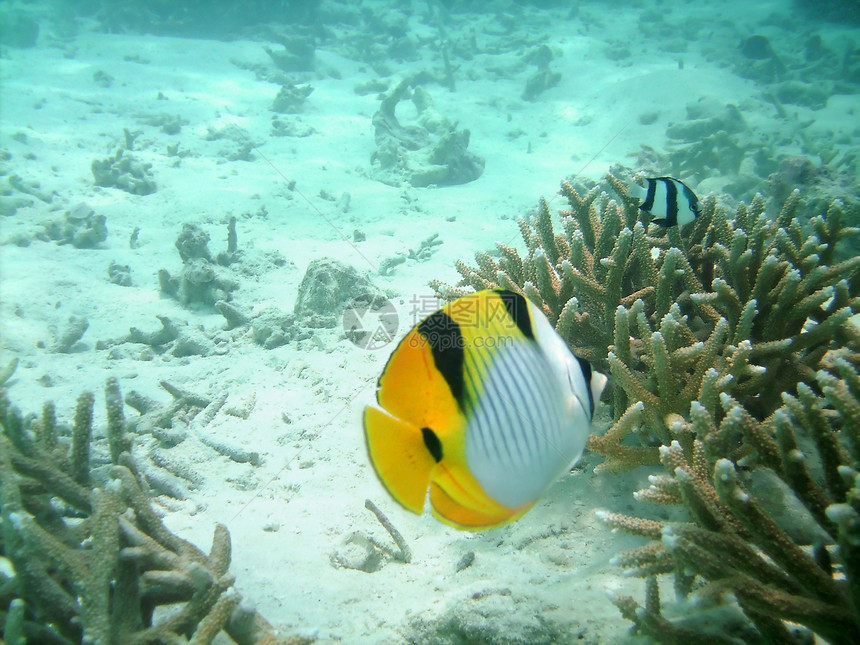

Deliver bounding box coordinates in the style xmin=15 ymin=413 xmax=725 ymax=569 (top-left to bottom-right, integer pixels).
xmin=294 ymin=257 xmax=379 ymax=328
xmin=370 ymin=79 xmax=484 ymax=187
xmin=159 ymin=222 xmax=239 ymax=306
xmin=92 ymin=148 xmax=156 ymax=195
xmin=271 ymin=83 xmax=314 ymax=114
xmin=41 ymin=202 xmax=108 ymax=249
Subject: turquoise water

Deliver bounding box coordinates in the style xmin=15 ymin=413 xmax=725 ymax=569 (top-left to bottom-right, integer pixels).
xmin=1 ymin=1 xmax=858 ymax=643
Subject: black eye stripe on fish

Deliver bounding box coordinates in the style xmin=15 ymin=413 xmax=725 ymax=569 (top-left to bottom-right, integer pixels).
xmin=574 ymin=355 xmax=594 ymax=417
xmin=681 ymin=182 xmax=701 ymax=214
xmin=498 ymin=289 xmax=535 ymax=341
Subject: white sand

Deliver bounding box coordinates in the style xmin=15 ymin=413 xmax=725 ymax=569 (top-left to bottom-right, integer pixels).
xmin=1 ymin=1 xmax=854 ymax=642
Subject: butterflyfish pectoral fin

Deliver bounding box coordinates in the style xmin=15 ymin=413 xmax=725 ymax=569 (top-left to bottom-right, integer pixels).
xmin=363 ymin=405 xmax=439 ymax=514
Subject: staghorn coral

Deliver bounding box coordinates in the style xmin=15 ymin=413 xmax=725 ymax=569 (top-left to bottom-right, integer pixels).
xmin=433 ymin=174 xmax=860 ymax=641
xmin=601 ymin=352 xmax=860 ymax=644
xmin=434 ymin=174 xmax=860 ymax=470
xmin=0 ymin=379 xmax=307 ymax=645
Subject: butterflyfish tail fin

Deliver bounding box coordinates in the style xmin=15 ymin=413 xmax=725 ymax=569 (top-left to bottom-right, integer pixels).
xmin=363 ymin=405 xmax=437 ymax=514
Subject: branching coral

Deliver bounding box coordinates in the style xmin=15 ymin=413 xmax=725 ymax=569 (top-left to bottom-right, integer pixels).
xmin=0 ymin=380 xmax=307 ymax=644
xmin=433 ymin=175 xmax=860 ymax=469
xmin=433 ymin=174 xmax=860 ymax=641
xmin=602 ymin=353 xmax=860 ymax=644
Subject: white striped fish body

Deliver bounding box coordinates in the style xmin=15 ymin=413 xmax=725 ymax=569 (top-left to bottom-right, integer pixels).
xmin=464 ymin=336 xmax=591 ymax=508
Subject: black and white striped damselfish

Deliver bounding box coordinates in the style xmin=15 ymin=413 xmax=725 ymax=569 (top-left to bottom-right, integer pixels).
xmin=362 ymin=289 xmax=607 ymax=530
xmin=634 ymin=176 xmax=701 ymax=227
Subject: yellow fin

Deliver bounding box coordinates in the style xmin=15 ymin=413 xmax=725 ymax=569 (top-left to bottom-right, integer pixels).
xmin=429 ymin=463 xmax=533 ymax=531
xmin=375 ymin=327 xmax=462 ymax=433
xmin=363 ymin=405 xmax=437 ymax=514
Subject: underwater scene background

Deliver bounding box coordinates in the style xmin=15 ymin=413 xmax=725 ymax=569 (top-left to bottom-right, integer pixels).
xmin=1 ymin=0 xmax=859 ymax=643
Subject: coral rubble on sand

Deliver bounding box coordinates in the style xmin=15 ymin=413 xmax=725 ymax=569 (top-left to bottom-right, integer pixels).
xmin=370 ymin=79 xmax=485 ymax=188
xmin=434 ymin=173 xmax=860 ymax=642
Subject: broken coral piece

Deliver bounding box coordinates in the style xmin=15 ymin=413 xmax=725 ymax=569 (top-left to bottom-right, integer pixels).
xmin=91 ymin=148 xmax=156 ymax=196
xmin=370 ymin=79 xmax=484 ymax=188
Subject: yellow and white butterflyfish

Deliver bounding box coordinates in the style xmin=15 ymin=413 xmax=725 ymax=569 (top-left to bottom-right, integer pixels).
xmin=362 ymin=289 xmax=607 ymax=531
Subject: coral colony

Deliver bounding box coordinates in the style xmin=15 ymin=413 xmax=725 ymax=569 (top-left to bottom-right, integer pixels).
xmin=433 ymin=173 xmax=860 ymax=642
xmin=0 ymin=378 xmax=310 ymax=644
